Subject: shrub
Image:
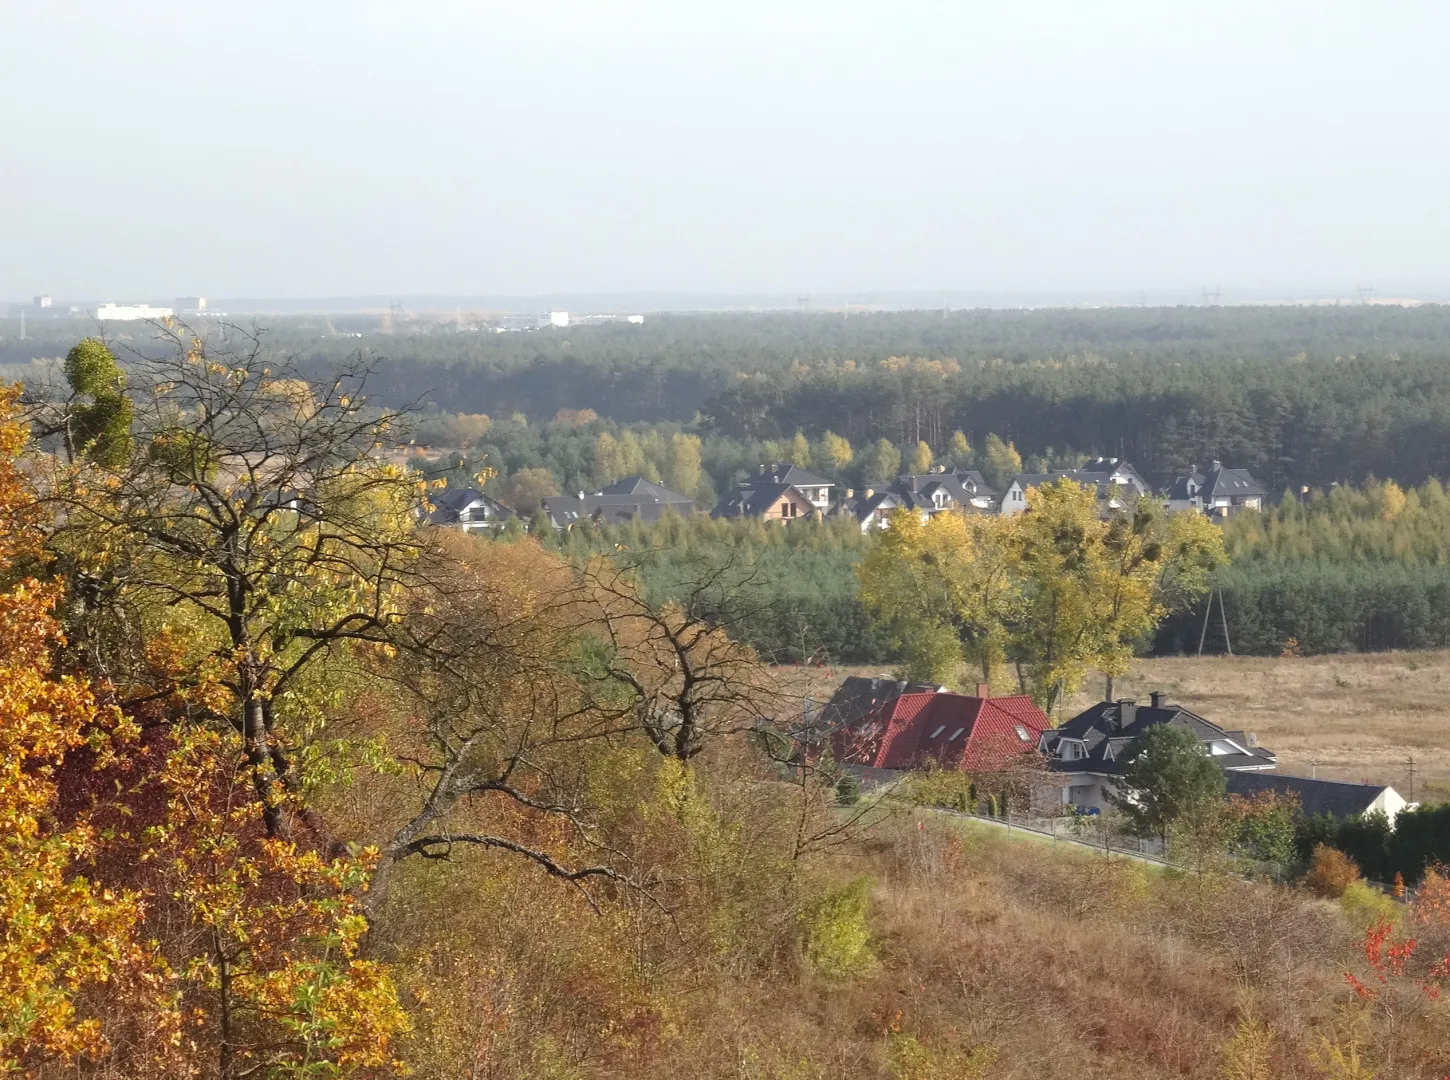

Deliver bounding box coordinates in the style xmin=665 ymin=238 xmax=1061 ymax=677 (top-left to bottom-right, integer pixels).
xmin=887 ymin=1034 xmax=996 ymax=1080
xmin=805 ymin=879 xmax=874 ymax=979
xmin=835 ymin=771 xmax=861 ymax=806
xmin=1303 ymin=844 xmax=1361 ymax=898
xmin=902 ymin=766 xmax=975 ymax=812
xmin=1340 ymin=880 xmax=1401 ymax=931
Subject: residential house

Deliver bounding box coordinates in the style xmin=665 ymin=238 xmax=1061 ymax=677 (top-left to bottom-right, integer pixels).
xmin=1039 ymin=692 xmax=1277 ymax=812
xmin=813 ymin=675 xmax=943 ymax=734
xmin=835 ymin=687 xmax=1051 ymax=777
xmin=542 ymin=476 xmax=693 ymax=529
xmin=743 ymin=463 xmax=834 ymax=513
xmin=890 ymin=467 xmax=999 ymax=516
xmin=999 ymin=457 xmax=1151 ymax=517
xmin=715 ymin=480 xmax=820 ymax=523
xmin=1166 ymin=461 xmax=1267 ymax=515
xmin=830 ymin=487 xmax=912 ymax=532
xmin=427 ymin=487 xmax=514 ymax=532
xmin=1224 ymin=772 xmax=1412 ymax=823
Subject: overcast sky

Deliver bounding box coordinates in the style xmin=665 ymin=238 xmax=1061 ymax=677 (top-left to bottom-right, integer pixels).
xmin=3 ymin=0 xmax=1449 ymax=300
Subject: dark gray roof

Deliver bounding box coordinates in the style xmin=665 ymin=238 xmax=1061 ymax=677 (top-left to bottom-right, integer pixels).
xmin=1168 ymin=463 xmax=1267 ymax=503
xmin=746 ymin=463 xmax=833 ymax=489
xmin=814 ymin=675 xmax=940 ymax=737
xmin=832 ymin=489 xmax=906 ymax=523
xmin=714 ymin=482 xmax=817 ymax=519
xmin=542 ymin=480 xmax=694 ymax=528
xmin=1009 ymin=459 xmax=1151 ymax=501
xmin=1043 ymin=698 xmax=1276 ymax=776
xmin=894 ymin=469 xmax=998 ymax=502
xmin=428 ymin=487 xmax=513 ymax=525
xmin=597 ymin=476 xmax=693 ymax=504
xmin=1225 ymin=772 xmax=1393 ymax=820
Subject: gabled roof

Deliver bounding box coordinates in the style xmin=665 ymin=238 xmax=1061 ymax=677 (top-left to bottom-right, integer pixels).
xmin=427 ymin=487 xmax=513 ymax=525
xmin=838 ymin=691 xmax=1050 ymax=773
xmin=1225 ymin=772 xmax=1396 ymax=821
xmin=1042 ymin=698 xmax=1277 ymax=776
xmin=815 ymin=675 xmax=941 ymax=735
xmin=1195 ymin=464 xmax=1267 ymax=502
xmin=597 ymin=476 xmax=693 ymax=503
xmin=542 ymin=482 xmax=694 ymax=528
xmin=745 ymin=463 xmax=833 ymax=489
xmin=1008 ymin=459 xmax=1151 ymax=501
xmin=714 ymin=482 xmax=817 ymax=518
xmin=832 ymin=489 xmax=908 ymax=523
xmin=894 ymin=469 xmax=999 ymax=501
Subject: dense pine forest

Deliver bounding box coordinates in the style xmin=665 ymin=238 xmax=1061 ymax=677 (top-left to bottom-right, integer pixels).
xmin=11 ymin=304 xmax=1450 ymax=496
xmin=12 ymin=305 xmax=1450 ymax=661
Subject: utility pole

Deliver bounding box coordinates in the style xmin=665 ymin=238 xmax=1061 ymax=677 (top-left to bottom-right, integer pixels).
xmin=1197 ymin=588 xmax=1232 ymax=656
xmin=1406 ymin=753 xmax=1417 ymax=803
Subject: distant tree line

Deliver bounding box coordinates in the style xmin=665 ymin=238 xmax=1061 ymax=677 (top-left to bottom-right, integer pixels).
xmin=14 ymin=305 xmax=1450 ymax=497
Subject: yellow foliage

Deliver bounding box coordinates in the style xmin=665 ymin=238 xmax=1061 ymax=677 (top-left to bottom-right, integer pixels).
xmin=805 ymin=879 xmax=875 ymax=978
xmin=887 ymin=1034 xmax=996 ymax=1080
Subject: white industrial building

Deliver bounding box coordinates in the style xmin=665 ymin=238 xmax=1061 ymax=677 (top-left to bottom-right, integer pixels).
xmin=95 ymin=303 xmax=174 ymax=321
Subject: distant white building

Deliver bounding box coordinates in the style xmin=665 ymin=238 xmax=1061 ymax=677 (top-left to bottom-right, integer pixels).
xmin=627 ymin=314 xmax=644 ymax=324
xmin=33 ymin=295 xmax=52 ymax=309
xmin=542 ymin=310 xmax=570 ymax=328
xmin=175 ymin=296 xmax=207 ymax=312
xmin=96 ymin=303 xmax=174 ymax=322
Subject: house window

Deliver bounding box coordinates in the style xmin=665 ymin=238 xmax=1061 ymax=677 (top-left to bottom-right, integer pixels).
xmin=1013 ymin=724 xmax=1030 ymax=742
xmin=948 ymin=727 xmax=965 ymax=741
xmin=929 ymin=725 xmax=946 ymax=739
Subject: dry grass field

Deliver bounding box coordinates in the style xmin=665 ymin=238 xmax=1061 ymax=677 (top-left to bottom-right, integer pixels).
xmin=779 ymin=649 xmax=1450 ymax=802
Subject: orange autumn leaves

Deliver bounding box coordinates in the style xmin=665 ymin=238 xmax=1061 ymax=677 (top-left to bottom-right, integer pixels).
xmin=0 ymin=383 xmax=407 ymax=1075
xmin=0 ymin=383 xmax=158 ymax=1067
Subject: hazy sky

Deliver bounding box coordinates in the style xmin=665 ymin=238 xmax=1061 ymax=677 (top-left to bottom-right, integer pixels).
xmin=4 ymin=0 xmax=1449 ymax=300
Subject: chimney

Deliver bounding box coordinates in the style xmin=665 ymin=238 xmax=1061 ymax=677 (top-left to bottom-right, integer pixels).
xmin=1150 ymin=690 xmax=1164 ymax=709
xmin=577 ymin=491 xmax=585 ymax=500
xmin=976 ymin=682 xmax=990 ymax=699
xmin=1118 ymin=699 xmax=1136 ymax=728
xmin=845 ymin=488 xmax=855 ymax=498
xmin=863 ymin=487 xmax=874 ymax=498
xmin=1212 ymin=459 xmax=1222 ymax=470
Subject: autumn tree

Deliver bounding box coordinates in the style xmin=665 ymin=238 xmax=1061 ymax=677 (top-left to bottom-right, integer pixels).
xmin=864 ymin=438 xmax=902 ymax=485
xmin=856 ymin=509 xmax=1015 ymax=685
xmin=980 ymin=433 xmax=1022 ymax=489
xmin=1004 ymin=480 xmax=1223 ymax=709
xmin=500 ymin=465 xmax=560 ymax=514
xmin=0 ymin=383 xmax=171 ymax=1070
xmin=665 ymin=432 xmax=702 ymax=497
xmin=818 ymin=430 xmax=853 ymax=471
xmin=789 ymin=430 xmax=812 ymax=467
xmin=857 ymin=481 xmax=1222 ymax=708
xmin=908 ymin=440 xmax=933 ymax=475
xmin=37 ymin=327 xmax=429 ymax=843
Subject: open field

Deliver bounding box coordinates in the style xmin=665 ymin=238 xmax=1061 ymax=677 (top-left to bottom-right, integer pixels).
xmin=779 ymin=649 xmax=1450 ymax=802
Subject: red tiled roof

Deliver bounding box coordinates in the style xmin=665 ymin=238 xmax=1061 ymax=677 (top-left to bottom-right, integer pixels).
xmin=836 ymin=691 xmax=1050 ymax=773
